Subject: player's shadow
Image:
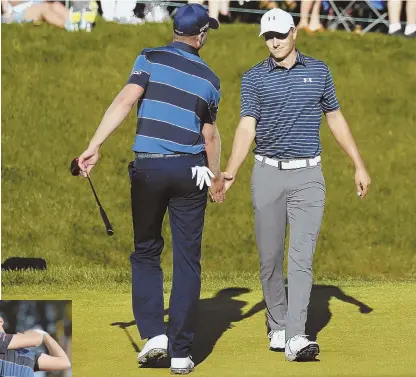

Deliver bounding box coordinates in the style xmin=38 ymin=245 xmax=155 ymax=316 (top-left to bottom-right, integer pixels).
xmin=110 ymin=285 xmax=373 ymax=366
xmin=111 ymin=288 xmax=264 ymax=367
xmin=185 ymin=288 xmax=264 ymax=365
xmin=306 ymin=284 xmax=373 ymax=341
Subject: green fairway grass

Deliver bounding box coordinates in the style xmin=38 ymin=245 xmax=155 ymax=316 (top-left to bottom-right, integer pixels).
xmin=2 ymin=21 xmax=416 ymax=278
xmin=5 ymin=279 xmax=416 ymax=377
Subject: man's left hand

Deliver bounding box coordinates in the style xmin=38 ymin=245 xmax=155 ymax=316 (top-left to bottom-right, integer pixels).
xmin=355 ymin=167 xmax=371 ymax=199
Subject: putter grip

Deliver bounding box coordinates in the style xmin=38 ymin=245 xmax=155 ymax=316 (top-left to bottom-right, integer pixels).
xmin=99 ymin=206 xmax=114 ymax=236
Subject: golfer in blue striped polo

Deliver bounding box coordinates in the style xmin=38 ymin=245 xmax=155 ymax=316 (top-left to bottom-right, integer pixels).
xmin=223 ymin=8 xmax=371 ymax=361
xmin=77 ymin=3 xmax=224 ymax=374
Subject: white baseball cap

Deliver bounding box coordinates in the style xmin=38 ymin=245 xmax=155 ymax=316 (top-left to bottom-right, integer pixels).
xmin=259 ymin=8 xmax=295 ymax=36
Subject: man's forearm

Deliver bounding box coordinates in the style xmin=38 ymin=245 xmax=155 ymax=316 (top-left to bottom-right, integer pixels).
xmin=87 ymin=99 xmax=134 ymax=150
xmin=8 ymin=331 xmax=43 ymax=349
xmin=43 ymin=334 xmax=69 ymax=359
xmin=226 ymin=123 xmax=256 ymax=177
xmin=327 ymin=111 xmax=366 ymax=170
xmin=205 ymin=129 xmax=221 ymax=178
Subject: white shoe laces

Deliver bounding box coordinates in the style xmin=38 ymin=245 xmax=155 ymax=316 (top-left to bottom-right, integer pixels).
xmin=268 ymin=330 xmax=284 ymax=339
xmin=293 ymin=334 xmax=309 ymax=339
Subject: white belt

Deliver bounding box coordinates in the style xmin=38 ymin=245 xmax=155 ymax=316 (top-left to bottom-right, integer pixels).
xmin=255 ymin=155 xmax=321 ymax=170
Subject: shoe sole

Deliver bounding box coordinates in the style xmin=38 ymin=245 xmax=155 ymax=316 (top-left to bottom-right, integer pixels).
xmin=270 ymin=346 xmax=285 ymax=352
xmin=286 ymin=344 xmax=320 ymax=361
xmin=138 ymin=348 xmax=168 ymax=364
xmin=170 ymin=367 xmax=194 ymax=375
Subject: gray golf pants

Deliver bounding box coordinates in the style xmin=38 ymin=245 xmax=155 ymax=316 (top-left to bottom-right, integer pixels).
xmin=251 ymin=159 xmax=325 ymax=341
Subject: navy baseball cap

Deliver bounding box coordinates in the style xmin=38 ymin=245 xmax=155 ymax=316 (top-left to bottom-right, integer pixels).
xmin=174 ymin=4 xmax=219 ymax=36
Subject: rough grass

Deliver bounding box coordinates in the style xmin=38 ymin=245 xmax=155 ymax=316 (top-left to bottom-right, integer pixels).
xmin=3 ymin=267 xmax=416 ymax=298
xmin=2 ymin=21 xmax=416 ymax=278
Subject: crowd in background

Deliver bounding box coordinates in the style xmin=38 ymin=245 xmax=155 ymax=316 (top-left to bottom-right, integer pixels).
xmin=1 ymin=0 xmax=415 ymax=37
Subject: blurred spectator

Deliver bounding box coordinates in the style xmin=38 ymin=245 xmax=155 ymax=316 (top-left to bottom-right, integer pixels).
xmin=143 ymin=1 xmax=170 ymax=23
xmin=388 ymin=0 xmax=416 ymax=37
xmin=297 ymin=0 xmax=325 ymax=32
xmin=259 ymin=0 xmax=278 ymax=10
xmin=101 ymin=0 xmax=143 ymax=24
xmin=187 ymin=0 xmax=230 ymax=22
xmin=71 ymin=1 xmax=98 ymax=31
xmin=1 ymin=0 xmax=78 ymax=30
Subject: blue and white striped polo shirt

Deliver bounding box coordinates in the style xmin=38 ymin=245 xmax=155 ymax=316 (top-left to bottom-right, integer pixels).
xmin=0 ymin=333 xmax=42 ymax=377
xmin=127 ymin=41 xmax=221 ymax=155
xmin=241 ymin=50 xmax=340 ymax=159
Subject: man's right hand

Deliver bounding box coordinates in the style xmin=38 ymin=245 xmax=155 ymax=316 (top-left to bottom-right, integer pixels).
xmin=209 ymin=172 xmax=234 ymax=203
xmin=78 ymin=146 xmax=100 ymax=177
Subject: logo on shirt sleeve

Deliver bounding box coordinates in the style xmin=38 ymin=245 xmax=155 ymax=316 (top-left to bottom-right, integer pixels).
xmin=303 ymin=78 xmax=313 ymax=83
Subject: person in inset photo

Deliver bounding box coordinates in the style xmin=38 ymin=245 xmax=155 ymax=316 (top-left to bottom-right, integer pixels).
xmin=0 ymin=316 xmax=71 ymax=376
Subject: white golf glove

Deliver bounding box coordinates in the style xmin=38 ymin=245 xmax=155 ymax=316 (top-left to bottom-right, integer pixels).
xmin=31 ymin=329 xmax=48 ymax=339
xmin=191 ymin=166 xmax=214 ymax=190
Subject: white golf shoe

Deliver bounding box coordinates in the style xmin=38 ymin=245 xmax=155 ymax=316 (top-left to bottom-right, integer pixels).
xmin=285 ymin=334 xmax=319 ymax=361
xmin=268 ymin=329 xmax=285 ymax=351
xmin=171 ymin=356 xmax=195 ymax=375
xmin=138 ymin=334 xmax=168 ymax=364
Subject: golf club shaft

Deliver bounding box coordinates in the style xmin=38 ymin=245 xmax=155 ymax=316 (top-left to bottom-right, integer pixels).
xmin=87 ymin=174 xmax=102 ymax=208
xmin=86 ymin=174 xmax=114 ymax=235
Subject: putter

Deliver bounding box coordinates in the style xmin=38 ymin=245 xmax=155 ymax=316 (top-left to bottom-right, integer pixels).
xmin=70 ymin=158 xmax=114 ymax=236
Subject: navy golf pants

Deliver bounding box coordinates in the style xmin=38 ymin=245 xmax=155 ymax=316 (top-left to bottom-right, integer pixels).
xmin=128 ymin=154 xmax=208 ymax=358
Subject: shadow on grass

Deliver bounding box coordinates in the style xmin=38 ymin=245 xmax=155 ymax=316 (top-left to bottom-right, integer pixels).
xmin=110 ymin=285 xmax=373 ymax=366
xmin=306 ymin=285 xmax=373 ymax=341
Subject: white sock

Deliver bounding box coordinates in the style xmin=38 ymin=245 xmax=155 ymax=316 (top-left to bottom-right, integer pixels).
xmin=404 ymin=24 xmax=416 ymax=36
xmin=388 ymin=23 xmax=401 ymax=34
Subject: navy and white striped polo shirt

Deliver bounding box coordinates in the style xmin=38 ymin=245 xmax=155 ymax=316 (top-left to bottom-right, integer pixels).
xmin=127 ymin=41 xmax=221 ymax=155
xmin=241 ymin=50 xmax=340 ymax=159
xmin=0 ymin=333 xmax=42 ymax=377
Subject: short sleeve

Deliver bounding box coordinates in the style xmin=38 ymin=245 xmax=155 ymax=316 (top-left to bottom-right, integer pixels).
xmin=127 ymin=50 xmax=151 ymax=89
xmin=240 ymin=71 xmax=261 ymax=121
xmin=0 ymin=332 xmax=13 ymax=354
xmin=203 ymin=87 xmax=221 ymax=124
xmin=34 ymin=352 xmax=43 ymax=372
xmin=321 ymin=66 xmax=340 ymax=113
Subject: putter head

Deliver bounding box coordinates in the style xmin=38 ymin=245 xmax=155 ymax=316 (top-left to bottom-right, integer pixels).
xmin=70 ymin=158 xmax=81 ymax=176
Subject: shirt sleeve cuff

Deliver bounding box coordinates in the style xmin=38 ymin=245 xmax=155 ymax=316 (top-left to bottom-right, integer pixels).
xmin=240 ymin=111 xmax=260 ymax=121
xmin=323 ymin=105 xmax=341 ymax=114
xmin=127 ymin=72 xmax=150 ymax=88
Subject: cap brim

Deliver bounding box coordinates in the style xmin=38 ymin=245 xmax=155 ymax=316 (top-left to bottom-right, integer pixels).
xmin=259 ymin=25 xmax=292 ymax=37
xmin=209 ymin=17 xmax=219 ymax=30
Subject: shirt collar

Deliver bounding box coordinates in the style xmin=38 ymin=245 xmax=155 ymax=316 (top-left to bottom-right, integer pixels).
xmin=267 ymin=50 xmax=306 ymax=71
xmin=168 ymin=42 xmax=200 ymax=56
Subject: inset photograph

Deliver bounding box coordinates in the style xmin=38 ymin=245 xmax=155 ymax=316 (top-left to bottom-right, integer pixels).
xmin=0 ymin=300 xmax=72 ymax=377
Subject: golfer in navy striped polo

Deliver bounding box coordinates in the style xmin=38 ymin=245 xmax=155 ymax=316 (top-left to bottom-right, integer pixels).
xmin=223 ymin=8 xmax=371 ymax=361
xmin=77 ymin=3 xmax=225 ymax=374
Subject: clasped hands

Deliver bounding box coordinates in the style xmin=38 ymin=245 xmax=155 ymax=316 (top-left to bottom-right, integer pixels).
xmin=191 ymin=166 xmax=234 ymax=203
